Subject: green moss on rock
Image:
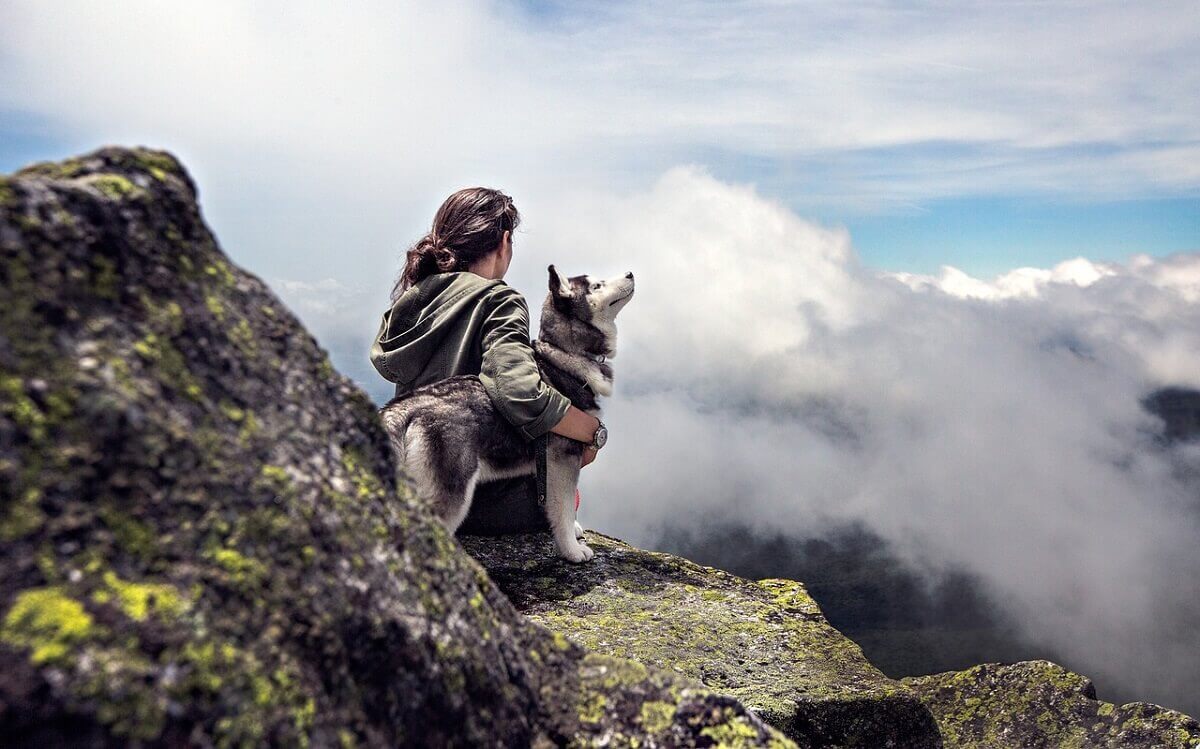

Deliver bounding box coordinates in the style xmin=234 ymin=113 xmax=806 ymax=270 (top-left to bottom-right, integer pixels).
xmin=462 ymin=532 xmax=941 ymax=747
xmin=640 ymin=700 xmax=678 ymax=733
xmin=228 ymin=317 xmax=257 ymax=356
xmin=205 ymin=293 xmax=226 ymax=321
xmin=204 ymin=258 xmax=236 ymax=287
xmin=1 ymin=487 xmax=46 ymax=541
xmin=0 ymin=177 xmax=16 ymax=206
xmin=570 ymin=651 xmax=794 ymax=748
xmin=904 ymin=661 xmax=1200 ymax=748
xmin=2 ymin=587 xmax=97 ymax=664
xmin=94 ymin=571 xmax=187 ymax=622
xmin=132 ymin=150 xmax=180 ymax=179
xmin=15 ymin=156 xmax=89 ymax=180
xmin=207 ymin=547 xmax=269 ymax=587
xmin=84 ymin=173 xmax=141 ymax=200
xmin=1 ymin=375 xmax=47 ymax=442
xmin=131 ymin=332 xmax=205 ymax=401
xmin=98 ymin=505 xmax=157 ymax=561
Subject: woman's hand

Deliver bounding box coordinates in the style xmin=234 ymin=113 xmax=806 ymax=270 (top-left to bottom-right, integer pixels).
xmin=580 ymin=446 xmax=599 ymax=468
xmin=550 ymin=406 xmax=603 ymax=444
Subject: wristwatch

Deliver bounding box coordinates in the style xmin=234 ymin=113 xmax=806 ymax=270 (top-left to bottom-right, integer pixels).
xmin=588 ymin=419 xmax=608 ymax=450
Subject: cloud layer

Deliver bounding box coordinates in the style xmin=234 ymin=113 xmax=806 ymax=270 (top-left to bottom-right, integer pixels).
xmin=555 ymin=167 xmax=1200 ymax=712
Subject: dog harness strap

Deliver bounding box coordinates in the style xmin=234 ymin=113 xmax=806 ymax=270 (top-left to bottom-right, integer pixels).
xmin=531 ymin=339 xmax=549 ymax=507
xmin=535 ymin=433 xmax=548 ymax=506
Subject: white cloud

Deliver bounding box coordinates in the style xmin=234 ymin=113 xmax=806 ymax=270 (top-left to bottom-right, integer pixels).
xmin=274 ymin=278 xmax=358 ymax=318
xmin=542 ymin=168 xmax=1200 ymax=712
xmin=885 ymin=257 xmax=1121 ymax=300
xmin=269 ymin=276 xmax=383 ymax=391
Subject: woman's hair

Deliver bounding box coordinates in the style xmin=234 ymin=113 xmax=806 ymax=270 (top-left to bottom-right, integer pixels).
xmin=390 ymin=187 xmax=520 ymax=300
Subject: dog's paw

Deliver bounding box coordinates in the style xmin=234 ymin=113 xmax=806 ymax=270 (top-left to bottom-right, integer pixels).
xmin=560 ymin=542 xmax=595 ymax=564
xmin=574 ymin=520 xmax=585 ymax=539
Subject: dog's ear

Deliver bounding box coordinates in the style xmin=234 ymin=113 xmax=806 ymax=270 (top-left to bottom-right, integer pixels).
xmin=548 ymin=264 xmax=571 ymax=298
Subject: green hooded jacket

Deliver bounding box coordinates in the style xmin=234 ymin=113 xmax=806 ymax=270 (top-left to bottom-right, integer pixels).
xmin=369 ymin=271 xmax=572 ymax=441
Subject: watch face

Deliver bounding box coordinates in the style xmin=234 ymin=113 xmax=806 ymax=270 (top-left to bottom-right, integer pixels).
xmin=594 ymin=426 xmax=608 ymax=448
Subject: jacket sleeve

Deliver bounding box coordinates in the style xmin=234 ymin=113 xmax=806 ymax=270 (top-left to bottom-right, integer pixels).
xmin=477 ymin=288 xmax=573 ymax=441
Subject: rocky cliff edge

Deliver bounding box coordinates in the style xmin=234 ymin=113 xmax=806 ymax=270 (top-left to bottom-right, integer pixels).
xmin=0 ymin=146 xmax=790 ymax=747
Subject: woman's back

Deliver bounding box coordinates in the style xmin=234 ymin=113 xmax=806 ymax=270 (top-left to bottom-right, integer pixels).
xmin=370 ymin=270 xmax=571 ymax=442
xmin=371 ymin=271 xmax=506 ymax=396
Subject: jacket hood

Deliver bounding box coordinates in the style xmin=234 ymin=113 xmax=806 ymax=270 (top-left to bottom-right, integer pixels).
xmin=370 ymin=272 xmax=505 ymax=387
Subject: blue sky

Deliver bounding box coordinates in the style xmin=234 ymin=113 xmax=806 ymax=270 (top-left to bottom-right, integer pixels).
xmin=847 ymin=195 xmax=1199 ymax=277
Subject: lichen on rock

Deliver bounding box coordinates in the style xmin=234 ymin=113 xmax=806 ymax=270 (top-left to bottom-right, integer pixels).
xmin=462 ymin=531 xmax=942 ymax=747
xmin=1 ymin=587 xmax=97 ymax=664
xmin=904 ymin=660 xmax=1200 ymax=748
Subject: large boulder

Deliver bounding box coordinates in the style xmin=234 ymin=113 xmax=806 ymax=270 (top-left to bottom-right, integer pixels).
xmin=903 ymin=661 xmax=1200 ymax=748
xmin=0 ymin=146 xmax=793 ymax=747
xmin=463 ymin=531 xmax=942 ymax=747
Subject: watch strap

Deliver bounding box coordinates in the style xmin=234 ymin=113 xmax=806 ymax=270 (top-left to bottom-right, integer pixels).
xmin=589 ymin=420 xmax=606 ymax=449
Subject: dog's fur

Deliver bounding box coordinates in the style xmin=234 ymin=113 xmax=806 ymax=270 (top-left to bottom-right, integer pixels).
xmin=378 ymin=265 xmax=634 ymax=563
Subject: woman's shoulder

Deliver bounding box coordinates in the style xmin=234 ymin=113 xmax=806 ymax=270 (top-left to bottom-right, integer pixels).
xmin=427 ymin=270 xmax=500 ymax=289
xmin=410 ymin=272 xmax=507 ymax=303
xmin=435 ymin=273 xmax=530 ymax=319
xmin=387 ymin=272 xmax=510 ymax=319
xmin=483 ymin=281 xmax=531 ymax=309
xmin=442 ymin=273 xmax=516 ymax=298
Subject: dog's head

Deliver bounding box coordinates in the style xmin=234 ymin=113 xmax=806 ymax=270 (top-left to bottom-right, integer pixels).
xmin=546 ymin=265 xmax=635 ymax=327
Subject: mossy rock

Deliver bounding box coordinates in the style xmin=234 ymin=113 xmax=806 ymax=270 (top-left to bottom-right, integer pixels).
xmin=0 ymin=146 xmax=792 ymax=747
xmin=903 ymin=660 xmax=1200 ymax=748
xmin=462 ymin=531 xmax=942 ymax=747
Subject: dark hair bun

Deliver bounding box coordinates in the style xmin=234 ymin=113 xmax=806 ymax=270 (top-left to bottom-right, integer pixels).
xmin=391 ymin=187 xmax=521 ymax=299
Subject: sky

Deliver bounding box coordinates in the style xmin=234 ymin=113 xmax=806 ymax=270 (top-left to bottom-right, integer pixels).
xmin=3 ymin=0 xmax=1200 ymax=715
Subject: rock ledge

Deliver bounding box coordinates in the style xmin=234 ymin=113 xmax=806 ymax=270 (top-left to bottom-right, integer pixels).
xmin=463 ymin=531 xmax=942 ymax=747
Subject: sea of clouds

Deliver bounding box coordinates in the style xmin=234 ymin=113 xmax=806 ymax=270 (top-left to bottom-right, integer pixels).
xmin=538 ymin=168 xmax=1200 ymax=712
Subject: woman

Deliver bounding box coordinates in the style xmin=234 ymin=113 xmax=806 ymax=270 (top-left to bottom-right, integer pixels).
xmin=369 ymin=187 xmax=604 ymax=534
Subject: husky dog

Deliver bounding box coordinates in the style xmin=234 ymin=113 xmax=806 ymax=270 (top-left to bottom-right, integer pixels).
xmin=378 ymin=265 xmax=634 ymax=563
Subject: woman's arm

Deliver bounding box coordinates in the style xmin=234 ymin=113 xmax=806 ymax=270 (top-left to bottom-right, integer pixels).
xmin=553 ymin=406 xmax=602 ymax=469
xmin=478 ymin=287 xmax=574 ymax=440
xmin=478 ymin=286 xmax=603 ymax=453
xmin=549 ymin=405 xmax=601 ymax=444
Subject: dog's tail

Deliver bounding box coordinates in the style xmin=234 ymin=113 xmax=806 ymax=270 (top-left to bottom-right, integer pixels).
xmin=377 ymin=402 xmax=416 ymax=467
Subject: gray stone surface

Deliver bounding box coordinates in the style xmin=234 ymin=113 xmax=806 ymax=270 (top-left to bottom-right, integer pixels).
xmin=904 ymin=660 xmax=1200 ymax=748
xmin=463 ymin=531 xmax=942 ymax=747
